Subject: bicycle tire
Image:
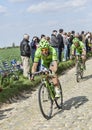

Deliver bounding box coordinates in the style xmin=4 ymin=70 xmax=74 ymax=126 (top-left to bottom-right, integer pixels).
xmin=54 ymin=80 xmax=63 ymax=109
xmin=80 ymin=63 xmax=84 ymax=79
xmin=76 ymin=63 xmax=80 ymax=82
xmin=38 ymin=82 xmax=53 ymax=119
xmin=80 ymin=69 xmax=83 ymax=79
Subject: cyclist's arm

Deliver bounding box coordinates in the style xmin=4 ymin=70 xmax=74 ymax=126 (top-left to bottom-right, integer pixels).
xmin=49 ymin=47 xmax=58 ymax=73
xmin=31 ymin=62 xmax=38 ymax=73
xmin=82 ymin=48 xmax=86 ymax=56
xmin=78 ymin=42 xmax=86 ymax=56
xmin=31 ymin=48 xmax=41 ymax=73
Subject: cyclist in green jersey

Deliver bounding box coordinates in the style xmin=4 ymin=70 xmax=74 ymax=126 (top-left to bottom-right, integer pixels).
xmin=71 ymin=38 xmax=86 ymax=68
xmin=31 ymin=38 xmax=60 ymax=98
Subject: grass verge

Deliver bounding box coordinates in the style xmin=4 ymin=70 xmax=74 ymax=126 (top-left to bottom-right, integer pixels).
xmin=0 ymin=52 xmax=92 ymax=104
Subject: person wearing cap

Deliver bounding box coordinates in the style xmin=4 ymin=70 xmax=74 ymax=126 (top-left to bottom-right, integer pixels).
xmin=20 ymin=34 xmax=31 ymax=78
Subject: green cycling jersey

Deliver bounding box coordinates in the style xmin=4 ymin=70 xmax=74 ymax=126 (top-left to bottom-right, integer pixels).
xmin=71 ymin=41 xmax=85 ymax=54
xmin=34 ymin=46 xmax=57 ymax=68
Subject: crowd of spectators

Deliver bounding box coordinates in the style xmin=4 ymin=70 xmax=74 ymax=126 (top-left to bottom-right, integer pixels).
xmin=20 ymin=30 xmax=92 ymax=78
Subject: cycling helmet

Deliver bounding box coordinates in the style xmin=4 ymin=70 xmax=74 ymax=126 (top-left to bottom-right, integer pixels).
xmin=39 ymin=39 xmax=50 ymax=48
xmin=73 ymin=38 xmax=79 ymax=44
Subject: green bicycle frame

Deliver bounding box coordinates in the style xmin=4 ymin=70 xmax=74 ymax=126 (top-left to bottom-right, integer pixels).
xmin=44 ymin=80 xmax=55 ymax=100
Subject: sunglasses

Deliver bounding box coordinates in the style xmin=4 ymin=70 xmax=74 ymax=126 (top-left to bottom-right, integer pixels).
xmin=41 ymin=48 xmax=49 ymax=51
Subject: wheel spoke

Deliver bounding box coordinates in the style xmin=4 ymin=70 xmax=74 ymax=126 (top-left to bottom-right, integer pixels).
xmin=38 ymin=83 xmax=53 ymax=119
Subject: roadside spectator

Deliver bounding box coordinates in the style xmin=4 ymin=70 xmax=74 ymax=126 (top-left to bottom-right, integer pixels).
xmin=81 ymin=31 xmax=85 ymax=43
xmin=30 ymin=36 xmax=40 ymax=71
xmin=63 ymin=32 xmax=69 ymax=61
xmin=69 ymin=30 xmax=75 ymax=46
xmin=50 ymin=30 xmax=59 ymax=55
xmin=57 ymin=29 xmax=64 ymax=62
xmin=40 ymin=34 xmax=46 ymax=40
xmin=30 ymin=36 xmax=40 ymax=62
xmin=46 ymin=36 xmax=50 ymax=43
xmin=67 ymin=32 xmax=71 ymax=59
xmin=20 ymin=34 xmax=31 ymax=78
xmin=85 ymin=33 xmax=91 ymax=52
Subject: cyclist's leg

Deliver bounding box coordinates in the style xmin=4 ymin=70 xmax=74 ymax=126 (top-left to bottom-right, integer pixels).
xmin=49 ymin=61 xmax=61 ymax=98
xmin=75 ymin=51 xmax=81 ymax=74
xmin=81 ymin=55 xmax=86 ymax=69
xmin=51 ymin=75 xmax=61 ymax=98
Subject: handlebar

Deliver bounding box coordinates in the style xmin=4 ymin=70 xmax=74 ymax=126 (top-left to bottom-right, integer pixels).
xmin=32 ymin=69 xmax=51 ymax=76
xmin=31 ymin=68 xmax=55 ymax=80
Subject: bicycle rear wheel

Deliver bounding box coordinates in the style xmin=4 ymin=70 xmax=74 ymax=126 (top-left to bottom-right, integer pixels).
xmin=38 ymin=82 xmax=53 ymax=119
xmin=80 ymin=68 xmax=83 ymax=79
xmin=80 ymin=63 xmax=84 ymax=79
xmin=54 ymin=80 xmax=63 ymax=109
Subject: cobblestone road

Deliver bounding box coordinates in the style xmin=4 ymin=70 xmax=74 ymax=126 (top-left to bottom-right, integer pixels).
xmin=0 ymin=58 xmax=92 ymax=130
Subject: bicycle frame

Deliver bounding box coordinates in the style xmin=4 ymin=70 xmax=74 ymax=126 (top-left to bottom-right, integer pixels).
xmin=75 ymin=55 xmax=84 ymax=82
xmin=33 ymin=69 xmax=63 ymax=119
xmin=41 ymin=75 xmax=55 ymax=100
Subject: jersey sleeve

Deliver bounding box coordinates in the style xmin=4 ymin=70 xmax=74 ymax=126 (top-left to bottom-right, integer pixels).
xmin=34 ymin=48 xmax=41 ymax=62
xmin=51 ymin=47 xmax=58 ymax=61
xmin=71 ymin=44 xmax=75 ymax=52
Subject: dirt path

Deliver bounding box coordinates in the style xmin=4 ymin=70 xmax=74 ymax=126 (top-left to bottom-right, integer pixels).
xmin=0 ymin=58 xmax=92 ymax=130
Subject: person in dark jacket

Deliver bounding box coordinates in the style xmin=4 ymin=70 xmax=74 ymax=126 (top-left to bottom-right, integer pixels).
xmin=20 ymin=34 xmax=31 ymax=78
xmin=69 ymin=30 xmax=75 ymax=46
xmin=50 ymin=30 xmax=59 ymax=55
xmin=30 ymin=36 xmax=40 ymax=62
xmin=57 ymin=29 xmax=64 ymax=62
xmin=30 ymin=36 xmax=40 ymax=71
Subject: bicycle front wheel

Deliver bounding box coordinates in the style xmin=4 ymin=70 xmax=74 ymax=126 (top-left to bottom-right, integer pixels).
xmin=38 ymin=82 xmax=53 ymax=119
xmin=55 ymin=80 xmax=63 ymax=109
xmin=76 ymin=63 xmax=80 ymax=82
xmin=80 ymin=63 xmax=84 ymax=79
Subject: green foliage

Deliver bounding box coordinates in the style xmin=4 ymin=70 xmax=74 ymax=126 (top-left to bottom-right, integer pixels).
xmin=0 ymin=47 xmax=92 ymax=103
xmin=87 ymin=51 xmax=92 ymax=58
xmin=57 ymin=60 xmax=75 ymax=75
xmin=0 ymin=47 xmax=21 ymax=62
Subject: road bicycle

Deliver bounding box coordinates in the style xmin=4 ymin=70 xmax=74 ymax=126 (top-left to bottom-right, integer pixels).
xmin=0 ymin=61 xmax=19 ymax=88
xmin=32 ymin=68 xmax=63 ymax=119
xmin=75 ymin=55 xmax=85 ymax=82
